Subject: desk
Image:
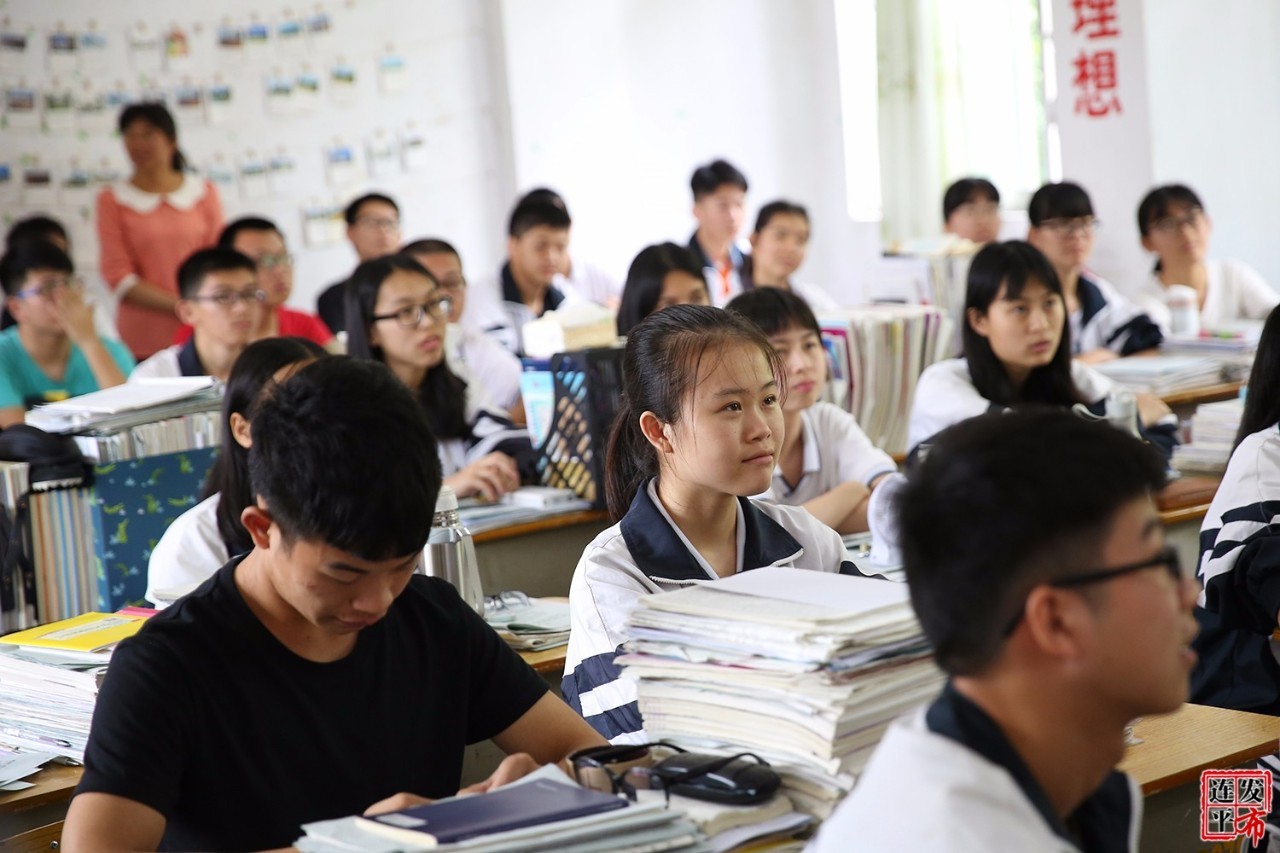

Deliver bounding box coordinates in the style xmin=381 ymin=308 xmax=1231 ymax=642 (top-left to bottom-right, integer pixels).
xmin=475 ymin=511 xmax=611 ymax=599
xmin=1158 ymin=476 xmax=1220 ymax=576
xmin=1161 ymin=381 xmax=1244 ymax=420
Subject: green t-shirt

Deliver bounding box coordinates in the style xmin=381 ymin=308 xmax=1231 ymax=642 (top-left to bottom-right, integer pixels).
xmin=0 ymin=326 xmax=135 ymax=410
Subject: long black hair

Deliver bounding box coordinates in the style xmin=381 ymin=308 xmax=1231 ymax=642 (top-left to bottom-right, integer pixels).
xmin=616 ymin=242 xmax=707 ymax=336
xmin=118 ymin=102 xmax=187 ymax=172
xmin=343 ymin=253 xmax=471 ymax=439
xmin=963 ymin=241 xmax=1086 ymax=408
xmin=1234 ymin=305 xmax=1280 ymax=449
xmin=604 ymin=304 xmax=784 ymax=520
xmin=201 ymin=337 xmax=328 ymax=554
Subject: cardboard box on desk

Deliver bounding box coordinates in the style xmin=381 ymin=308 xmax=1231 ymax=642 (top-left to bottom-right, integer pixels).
xmin=28 ymin=447 xmax=218 ymax=622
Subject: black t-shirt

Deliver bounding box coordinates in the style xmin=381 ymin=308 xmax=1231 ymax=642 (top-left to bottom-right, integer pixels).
xmin=316 ymin=278 xmax=348 ymax=334
xmin=77 ymin=558 xmax=548 ymax=851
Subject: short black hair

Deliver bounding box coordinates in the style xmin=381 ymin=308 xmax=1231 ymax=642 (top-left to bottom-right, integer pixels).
xmin=1137 ymin=184 xmax=1205 ymax=238
xmin=942 ymin=178 xmax=1000 ymax=222
xmin=401 ymin=238 xmax=459 ymax=259
xmin=6 ymin=215 xmax=68 ymax=250
xmin=727 ymin=287 xmax=821 ymax=338
xmin=898 ymin=409 xmax=1167 ymax=675
xmin=690 ymin=159 xmax=749 ymax=201
xmin=752 ymin=200 xmax=809 ymax=234
xmin=344 ymin=193 xmax=399 ymax=226
xmin=248 ymin=357 xmax=442 ymax=558
xmin=218 ymin=216 xmax=281 ymax=249
xmin=508 ymin=199 xmax=571 ymax=238
xmin=1028 ymin=182 xmax=1093 ymax=227
xmin=0 ymin=241 xmax=74 ymax=296
xmin=177 ymin=247 xmax=257 ymax=299
xmin=517 ymin=187 xmax=566 ymax=211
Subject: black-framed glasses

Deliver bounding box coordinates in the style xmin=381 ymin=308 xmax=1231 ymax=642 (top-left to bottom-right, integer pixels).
xmin=1041 ymin=216 xmax=1100 ymax=236
xmin=186 ymin=289 xmax=266 ymax=308
xmin=1003 ymin=545 xmax=1181 ymax=636
xmin=372 ymin=296 xmax=453 ymax=328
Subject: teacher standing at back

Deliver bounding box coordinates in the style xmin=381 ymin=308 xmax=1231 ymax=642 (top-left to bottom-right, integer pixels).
xmin=97 ymin=103 xmax=223 ymax=359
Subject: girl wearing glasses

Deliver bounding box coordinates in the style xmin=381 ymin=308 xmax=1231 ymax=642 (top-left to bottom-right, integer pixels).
xmin=146 ymin=336 xmax=327 ymax=606
xmin=1026 ymin=182 xmax=1163 ymax=363
xmin=345 ymin=254 xmax=530 ymax=501
xmin=563 ymin=304 xmax=857 ymax=743
xmin=907 ymin=241 xmax=1178 ymax=463
xmin=1133 ymin=184 xmax=1278 ymax=333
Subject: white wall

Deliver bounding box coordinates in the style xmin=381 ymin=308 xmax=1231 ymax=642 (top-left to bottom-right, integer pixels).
xmin=1143 ymin=0 xmax=1280 ymax=287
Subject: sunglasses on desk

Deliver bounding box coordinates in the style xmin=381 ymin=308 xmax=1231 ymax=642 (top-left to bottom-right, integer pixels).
xmin=568 ymin=742 xmax=779 ymax=805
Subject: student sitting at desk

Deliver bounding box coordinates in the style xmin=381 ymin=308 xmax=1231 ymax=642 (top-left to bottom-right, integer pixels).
xmin=130 ymin=247 xmax=264 ymax=381
xmin=907 ymin=241 xmax=1178 ymax=462
xmin=345 ymin=254 xmax=530 ymax=501
xmin=0 ymin=241 xmax=133 ymax=428
xmin=1133 ymin=183 xmax=1279 ymax=333
xmin=563 ymin=305 xmax=856 ymax=743
xmin=615 ymin=242 xmax=710 ymax=336
xmin=64 ymin=358 xmax=607 ymax=852
xmin=811 ymin=409 xmax=1198 ymax=851
xmin=1026 ymin=181 xmax=1163 ymax=362
xmin=727 ymin=288 xmax=895 ymax=533
xmin=744 ymin=200 xmax=841 ymax=314
xmin=145 ymin=336 xmax=327 ymax=607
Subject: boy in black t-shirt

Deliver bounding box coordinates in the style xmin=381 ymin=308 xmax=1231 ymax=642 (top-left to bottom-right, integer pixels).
xmin=64 ymin=358 xmax=605 ymax=852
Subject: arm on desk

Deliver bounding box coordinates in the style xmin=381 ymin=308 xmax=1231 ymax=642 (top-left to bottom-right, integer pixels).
xmin=63 ymin=792 xmax=165 ymax=852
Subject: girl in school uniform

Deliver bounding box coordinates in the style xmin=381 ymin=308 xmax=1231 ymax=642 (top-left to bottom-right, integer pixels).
xmin=1134 ymin=184 xmax=1278 ymax=333
xmin=145 ymin=336 xmax=327 ymax=606
xmin=727 ymin=287 xmax=895 ymax=533
xmin=615 ymin=243 xmax=710 ymax=336
xmin=1026 ymin=182 xmax=1163 ymax=362
xmin=345 ymin=254 xmax=532 ymax=501
xmin=907 ymin=240 xmax=1179 ymax=461
xmin=744 ymin=201 xmax=841 ymax=315
xmin=563 ymin=304 xmax=857 ymax=743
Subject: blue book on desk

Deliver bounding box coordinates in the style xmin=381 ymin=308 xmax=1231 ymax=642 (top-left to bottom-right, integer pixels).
xmin=360 ymin=778 xmax=628 ymax=845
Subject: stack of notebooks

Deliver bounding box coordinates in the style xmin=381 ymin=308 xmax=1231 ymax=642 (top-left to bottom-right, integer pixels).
xmin=1172 ymin=397 xmax=1245 ymax=475
xmin=1162 ymin=322 xmax=1262 ymax=382
xmin=0 ymin=611 xmax=149 ymax=762
xmin=484 ymin=597 xmax=571 ymax=651
xmin=819 ymin=305 xmax=954 ymax=455
xmin=296 ymin=766 xmax=706 ymax=852
xmin=618 ymin=568 xmax=944 ymax=820
xmin=1093 ymin=354 xmax=1223 ymax=396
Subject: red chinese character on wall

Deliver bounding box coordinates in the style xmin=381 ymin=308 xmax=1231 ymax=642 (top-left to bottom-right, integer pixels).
xmin=1072 ymin=0 xmax=1121 ymax=39
xmin=1073 ymin=49 xmax=1122 ymax=117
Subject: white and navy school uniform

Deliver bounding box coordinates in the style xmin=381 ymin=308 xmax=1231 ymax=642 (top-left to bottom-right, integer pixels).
xmin=558 ymin=259 xmax=622 ymax=309
xmin=129 ymin=337 xmax=209 ymax=380
xmin=445 ymin=322 xmax=523 ymax=411
xmin=759 ymin=401 xmax=896 ymax=506
xmin=563 ymin=480 xmax=858 ymax=744
xmin=810 ymin=682 xmax=1142 ymax=852
xmin=459 ymin=262 xmax=581 ymax=355
xmin=436 ymin=380 xmax=532 ymax=477
xmin=689 ymin=233 xmax=750 ymax=307
xmin=1134 ymin=258 xmax=1279 ymax=332
xmin=1070 ymin=274 xmax=1163 ymax=356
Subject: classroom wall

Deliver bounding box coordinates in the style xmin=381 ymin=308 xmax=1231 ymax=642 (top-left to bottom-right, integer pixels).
xmin=1143 ymin=0 xmax=1280 ymax=289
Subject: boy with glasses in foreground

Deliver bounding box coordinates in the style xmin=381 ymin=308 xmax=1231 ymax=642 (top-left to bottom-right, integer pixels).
xmin=812 ymin=409 xmax=1198 ymax=851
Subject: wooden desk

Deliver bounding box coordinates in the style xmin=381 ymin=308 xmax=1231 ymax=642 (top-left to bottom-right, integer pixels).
xmin=519 ymin=646 xmax=568 ymax=676
xmin=0 ymin=763 xmax=80 ymax=817
xmin=475 ymin=511 xmax=612 ymax=599
xmin=1157 ymin=475 xmax=1221 ymax=526
xmin=1160 ymin=381 xmax=1244 ymax=410
xmin=473 ymin=510 xmax=609 ymax=544
xmin=1121 ymin=703 xmax=1280 ymax=797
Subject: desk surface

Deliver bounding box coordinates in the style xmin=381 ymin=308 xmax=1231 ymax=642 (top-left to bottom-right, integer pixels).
xmin=473 ymin=510 xmax=610 ymax=545
xmin=1121 ymin=703 xmax=1280 ymax=796
xmin=1160 ymin=381 xmax=1243 ymax=409
xmin=1157 ymin=475 xmax=1221 ymax=526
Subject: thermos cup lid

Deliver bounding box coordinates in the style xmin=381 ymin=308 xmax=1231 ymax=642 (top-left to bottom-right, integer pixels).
xmin=435 ymin=485 xmax=459 ymax=513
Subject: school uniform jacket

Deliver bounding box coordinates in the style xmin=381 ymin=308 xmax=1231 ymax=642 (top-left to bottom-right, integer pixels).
xmin=1191 ymin=425 xmax=1280 ymax=714
xmin=563 ymin=481 xmax=857 ymax=744
xmin=1070 ymin=274 xmax=1163 ymax=356
xmin=459 ymin=263 xmax=582 ymax=355
xmin=810 ymin=682 xmax=1142 ymax=852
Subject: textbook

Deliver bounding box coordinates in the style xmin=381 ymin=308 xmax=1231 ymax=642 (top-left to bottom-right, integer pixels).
xmin=0 ymin=611 xmax=146 ymax=653
xmin=359 ymin=777 xmax=629 ymax=846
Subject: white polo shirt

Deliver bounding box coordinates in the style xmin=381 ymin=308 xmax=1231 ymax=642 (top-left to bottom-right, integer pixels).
xmin=1134 ymin=258 xmax=1279 ymax=331
xmin=761 ymin=402 xmax=897 ymax=506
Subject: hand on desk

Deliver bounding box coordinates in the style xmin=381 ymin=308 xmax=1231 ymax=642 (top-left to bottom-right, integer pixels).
xmin=446 ymin=452 xmax=521 ymax=502
xmin=362 ymin=753 xmax=541 ymax=816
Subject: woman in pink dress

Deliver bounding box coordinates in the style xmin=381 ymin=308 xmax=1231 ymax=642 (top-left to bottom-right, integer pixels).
xmin=97 ymin=103 xmax=223 ymax=358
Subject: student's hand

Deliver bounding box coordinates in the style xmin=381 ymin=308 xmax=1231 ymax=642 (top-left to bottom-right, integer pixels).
xmin=1076 ymin=348 xmax=1119 ymax=365
xmin=1135 ymin=392 xmax=1174 ymax=427
xmin=446 ymin=452 xmax=520 ymax=501
xmin=49 ymin=285 xmax=98 ymax=346
xmin=363 ymin=791 xmax=434 ymax=816
xmin=458 ymin=753 xmax=541 ymax=795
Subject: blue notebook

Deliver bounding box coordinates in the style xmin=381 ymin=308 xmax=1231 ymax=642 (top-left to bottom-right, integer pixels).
xmin=362 ymin=778 xmax=628 ymax=844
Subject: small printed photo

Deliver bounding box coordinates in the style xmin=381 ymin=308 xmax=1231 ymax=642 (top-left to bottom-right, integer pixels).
xmin=307 ymin=13 xmax=332 ymax=34
xmin=379 ymin=55 xmax=405 ymax=72
xmin=209 ymin=84 xmax=232 ymax=104
xmin=79 ymin=32 xmax=107 ymax=51
xmin=326 ymin=146 xmax=353 ymax=165
xmin=245 ymin=23 xmax=269 ymax=44
xmin=217 ymin=26 xmax=243 ymax=49
xmin=44 ymin=91 xmax=73 ymax=110
xmin=164 ymin=28 xmax=190 ymax=58
xmin=48 ymin=32 xmax=76 ymax=53
xmin=63 ymin=168 xmax=91 ymax=188
xmin=103 ymin=90 xmax=131 ymax=109
xmin=175 ymin=86 xmax=203 ymax=108
xmin=296 ymin=73 xmax=320 ymax=93
xmin=268 ymin=155 xmax=294 ymax=171
xmin=240 ymin=161 xmax=266 ymax=177
xmin=331 ymin=65 xmax=355 ymax=84
xmin=277 ymin=20 xmax=302 ymax=39
xmin=0 ymin=164 xmax=12 ymax=184
xmin=6 ymin=88 xmax=35 ymax=111
xmin=265 ymin=77 xmax=293 ymax=97
xmin=0 ymin=32 xmax=27 ymax=52
xmin=23 ymin=168 xmax=52 ymax=187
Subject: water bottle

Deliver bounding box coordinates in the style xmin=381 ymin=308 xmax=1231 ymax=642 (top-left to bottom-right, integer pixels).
xmin=419 ymin=486 xmax=484 ymax=615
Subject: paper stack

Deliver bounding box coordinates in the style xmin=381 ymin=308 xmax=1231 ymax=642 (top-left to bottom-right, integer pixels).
xmin=1093 ymin=354 xmax=1223 ymax=396
xmin=618 ymin=568 xmax=944 ymax=819
xmin=25 ymin=377 xmax=221 ymax=436
xmin=1172 ymin=397 xmax=1245 ymax=475
xmin=0 ymin=611 xmax=148 ymax=762
xmin=1162 ymin=322 xmax=1262 ymax=382
xmin=484 ymin=597 xmax=571 ymax=651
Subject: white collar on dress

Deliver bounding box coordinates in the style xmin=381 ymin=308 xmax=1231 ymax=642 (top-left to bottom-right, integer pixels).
xmin=109 ymin=174 xmax=206 ymax=213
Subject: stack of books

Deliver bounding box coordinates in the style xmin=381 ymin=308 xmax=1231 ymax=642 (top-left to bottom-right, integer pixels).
xmin=0 ymin=611 xmax=149 ymax=762
xmin=819 ymin=305 xmax=954 ymax=455
xmin=1093 ymin=354 xmax=1223 ymax=396
xmin=296 ymin=766 xmax=705 ymax=852
xmin=484 ymin=597 xmax=571 ymax=651
xmin=1162 ymin=322 xmax=1262 ymax=382
xmin=618 ymin=568 xmax=944 ymax=819
xmin=1172 ymin=397 xmax=1246 ymax=475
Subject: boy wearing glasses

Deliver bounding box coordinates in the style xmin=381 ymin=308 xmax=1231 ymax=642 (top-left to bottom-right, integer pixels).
xmin=132 ymin=248 xmax=263 ymax=382
xmin=0 ymin=241 xmax=133 ymax=428
xmin=64 ymin=358 xmax=605 ymax=851
xmin=812 ymin=410 xmax=1198 ymax=852
xmin=316 ymin=193 xmax=402 ymax=334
